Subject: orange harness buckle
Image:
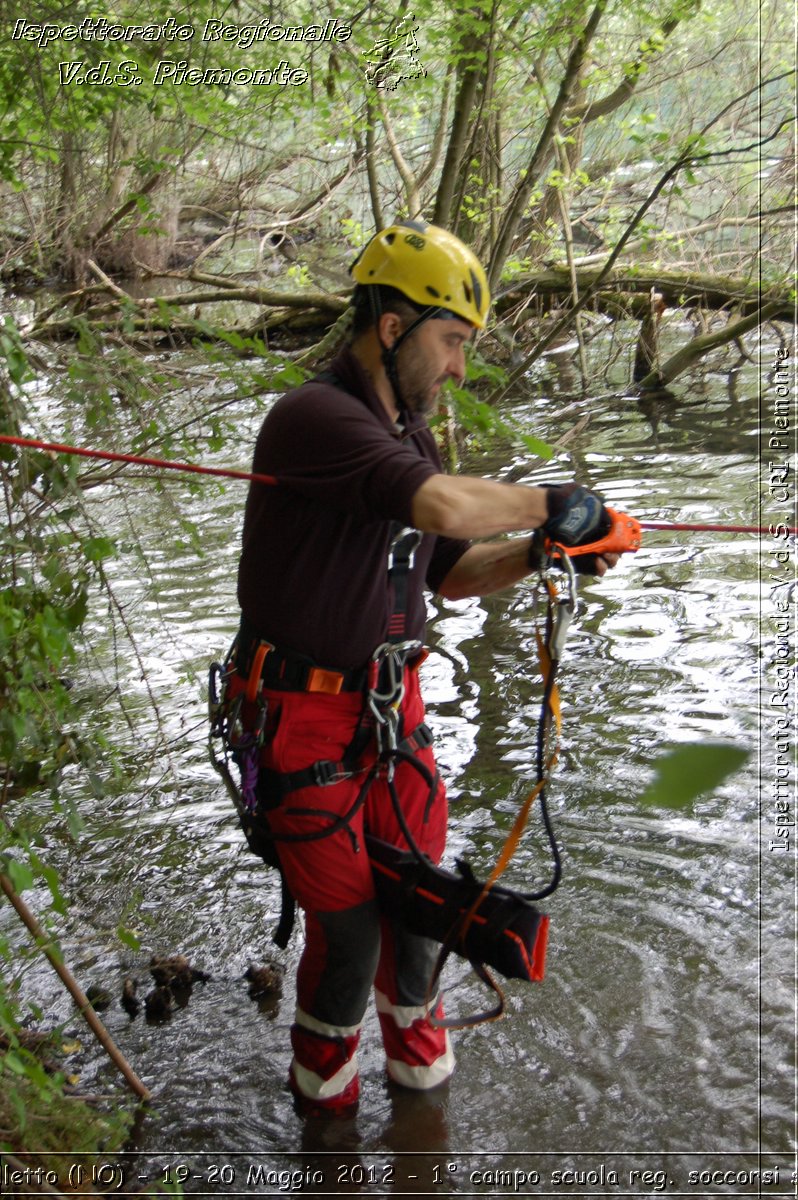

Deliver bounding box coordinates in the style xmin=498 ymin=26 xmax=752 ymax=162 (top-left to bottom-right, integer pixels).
xmin=306 ymin=666 xmax=345 ymax=695
xmin=245 ymin=641 xmax=274 ymax=704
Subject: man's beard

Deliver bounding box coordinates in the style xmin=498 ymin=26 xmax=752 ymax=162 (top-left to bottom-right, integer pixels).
xmin=394 ymin=346 xmax=444 ymax=416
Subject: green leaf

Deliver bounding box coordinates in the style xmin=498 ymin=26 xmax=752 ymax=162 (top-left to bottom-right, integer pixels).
xmin=82 ymin=536 xmax=116 ymax=563
xmin=4 ymin=859 xmax=35 ymax=894
xmin=2 ymin=1049 xmax=29 ymax=1076
xmin=31 ymin=856 xmax=70 ymax=915
xmin=62 ymin=589 xmax=89 ymax=631
xmin=272 ymin=363 xmax=308 ymax=390
xmin=116 ymin=925 xmax=141 ymax=952
xmin=517 ymin=431 xmax=555 ymax=460
xmin=640 ymin=742 xmax=750 ymax=809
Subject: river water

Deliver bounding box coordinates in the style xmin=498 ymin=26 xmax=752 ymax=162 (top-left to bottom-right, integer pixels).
xmin=4 ymin=319 xmax=796 ymax=1196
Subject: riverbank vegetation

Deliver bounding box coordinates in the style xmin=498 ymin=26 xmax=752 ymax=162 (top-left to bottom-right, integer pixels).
xmin=0 ymin=0 xmax=794 ymax=1177
xmin=1 ymin=0 xmax=794 ymax=370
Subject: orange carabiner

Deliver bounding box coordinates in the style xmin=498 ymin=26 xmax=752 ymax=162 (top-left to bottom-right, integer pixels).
xmin=245 ymin=641 xmax=273 ymax=704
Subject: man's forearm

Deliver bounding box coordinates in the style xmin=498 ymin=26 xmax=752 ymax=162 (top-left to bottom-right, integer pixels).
xmin=411 ymin=474 xmax=549 ymax=540
xmin=437 ymin=540 xmax=534 ymax=600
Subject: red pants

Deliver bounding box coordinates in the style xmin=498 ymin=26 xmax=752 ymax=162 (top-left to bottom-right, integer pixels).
xmin=258 ymin=668 xmax=453 ymax=1111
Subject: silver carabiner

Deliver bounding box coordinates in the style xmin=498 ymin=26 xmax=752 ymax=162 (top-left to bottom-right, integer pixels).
xmin=369 ymin=639 xmax=422 ymax=713
xmin=543 ymin=546 xmax=578 ymax=661
xmin=387 ymin=527 xmax=423 ymax=571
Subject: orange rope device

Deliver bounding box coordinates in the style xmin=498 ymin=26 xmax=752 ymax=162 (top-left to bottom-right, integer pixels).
xmin=546 ymin=507 xmax=642 ymax=558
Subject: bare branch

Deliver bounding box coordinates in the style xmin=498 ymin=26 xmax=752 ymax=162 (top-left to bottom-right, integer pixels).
xmin=378 ymin=95 xmax=421 ymax=216
xmin=489 ymin=0 xmax=609 ymax=290
xmin=568 ymin=4 xmax=697 ymax=124
xmin=416 ymin=68 xmax=455 ymax=192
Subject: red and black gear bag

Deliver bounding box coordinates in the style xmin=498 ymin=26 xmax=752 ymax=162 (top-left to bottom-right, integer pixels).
xmin=366 ymin=835 xmax=549 ymax=983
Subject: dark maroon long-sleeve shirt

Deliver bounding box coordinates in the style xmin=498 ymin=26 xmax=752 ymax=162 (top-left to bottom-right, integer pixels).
xmin=237 ymin=347 xmax=469 ymax=669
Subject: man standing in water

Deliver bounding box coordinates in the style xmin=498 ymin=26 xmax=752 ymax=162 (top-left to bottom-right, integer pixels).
xmin=235 ymin=220 xmax=616 ymax=1115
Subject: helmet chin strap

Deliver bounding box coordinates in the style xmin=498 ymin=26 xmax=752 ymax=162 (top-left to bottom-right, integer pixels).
xmin=370 ymin=288 xmax=442 ymax=415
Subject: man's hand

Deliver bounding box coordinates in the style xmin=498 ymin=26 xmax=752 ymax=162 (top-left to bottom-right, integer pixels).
xmin=540 ymin=483 xmax=616 ymax=576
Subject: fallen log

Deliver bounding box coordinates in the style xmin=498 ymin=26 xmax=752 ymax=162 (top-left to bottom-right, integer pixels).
xmin=26 ymin=254 xmax=348 ymax=342
xmin=497 ymin=266 xmax=794 ymax=323
xmin=22 ymin=258 xmax=793 ymax=387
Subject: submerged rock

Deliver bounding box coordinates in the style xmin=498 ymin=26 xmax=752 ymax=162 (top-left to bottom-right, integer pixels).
xmin=144 ymin=985 xmax=175 ymax=1022
xmin=84 ymin=984 xmax=112 ymax=1012
xmin=121 ymin=977 xmax=140 ymax=1018
xmin=149 ymin=954 xmax=211 ymax=989
xmin=244 ymin=962 xmax=284 ymax=999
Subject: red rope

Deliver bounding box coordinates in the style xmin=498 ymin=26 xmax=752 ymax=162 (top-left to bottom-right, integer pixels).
xmin=1 ymin=432 xmax=794 ymax=535
xmin=640 ymin=520 xmax=796 ymax=535
xmin=0 ymin=433 xmax=277 ymax=488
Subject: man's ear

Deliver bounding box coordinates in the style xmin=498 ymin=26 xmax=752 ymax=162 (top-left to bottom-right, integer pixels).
xmin=378 ymin=310 xmax=405 ymax=349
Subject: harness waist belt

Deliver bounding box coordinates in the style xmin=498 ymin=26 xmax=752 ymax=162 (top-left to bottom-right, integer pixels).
xmin=236 ymin=619 xmax=369 ymax=696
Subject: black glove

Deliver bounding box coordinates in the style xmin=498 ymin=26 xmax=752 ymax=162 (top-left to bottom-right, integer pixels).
xmin=530 ymin=483 xmax=612 ymax=575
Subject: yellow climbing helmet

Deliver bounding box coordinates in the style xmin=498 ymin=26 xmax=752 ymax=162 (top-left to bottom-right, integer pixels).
xmin=350 ymin=219 xmax=490 ymax=329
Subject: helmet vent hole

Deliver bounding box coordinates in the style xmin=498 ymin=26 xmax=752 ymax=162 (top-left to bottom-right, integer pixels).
xmin=426 ymin=286 xmax=440 ymax=298
xmin=384 ymin=232 xmax=396 ymax=245
xmin=470 ymin=270 xmax=483 ymax=312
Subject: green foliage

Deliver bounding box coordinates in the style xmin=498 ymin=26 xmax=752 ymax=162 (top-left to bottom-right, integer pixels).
xmin=0 ymin=845 xmax=131 ymax=1167
xmin=0 ymin=0 xmax=789 ymax=298
xmin=286 ymin=262 xmax=312 ymax=289
xmin=0 ymin=319 xmax=34 ymax=392
xmin=0 ymin=1013 xmax=132 ymax=1174
xmin=0 ymin=550 xmax=91 ymax=789
xmin=0 ymin=301 xmax=310 ymax=814
xmin=444 ymin=385 xmax=554 ymax=461
xmin=639 ymin=742 xmax=750 ymax=809
xmin=341 ymin=217 xmax=367 ymax=249
xmin=0 ymin=319 xmax=134 ymax=1163
xmin=440 ymin=350 xmax=554 ymax=460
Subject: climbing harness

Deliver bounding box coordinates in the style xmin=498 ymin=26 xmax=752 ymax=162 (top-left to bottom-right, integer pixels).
xmin=208 ymin=526 xmax=433 ymax=947
xmin=208 ymin=515 xmax=610 ymax=1025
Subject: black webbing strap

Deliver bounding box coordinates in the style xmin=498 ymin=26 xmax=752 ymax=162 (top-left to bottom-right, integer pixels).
xmin=386 ymin=526 xmax=422 ymax=644
xmin=235 ymin=620 xmax=369 ymax=695
xmin=274 ymin=876 xmax=295 ymax=949
xmin=259 ymin=722 xmax=433 ymax=800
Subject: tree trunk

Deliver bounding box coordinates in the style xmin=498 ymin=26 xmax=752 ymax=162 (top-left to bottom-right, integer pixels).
xmin=633 ymin=291 xmax=667 ymax=382
xmin=635 ymin=299 xmax=786 ymax=390
xmin=447 ymin=2 xmax=501 ymax=255
xmin=433 ymin=11 xmax=489 ymax=228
